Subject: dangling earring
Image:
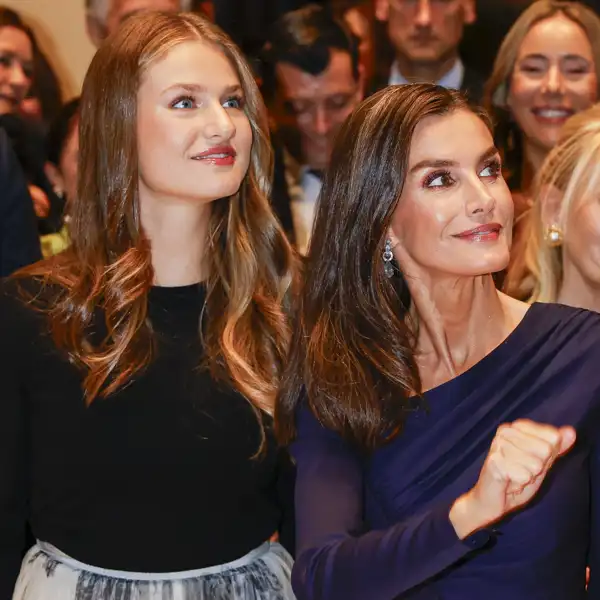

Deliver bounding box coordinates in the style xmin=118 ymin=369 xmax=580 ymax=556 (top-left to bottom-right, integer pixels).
xmin=544 ymin=224 xmax=563 ymax=247
xmin=383 ymin=239 xmax=394 ymax=278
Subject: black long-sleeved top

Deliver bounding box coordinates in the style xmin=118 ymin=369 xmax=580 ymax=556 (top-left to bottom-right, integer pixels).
xmin=0 ymin=278 xmax=294 ymax=598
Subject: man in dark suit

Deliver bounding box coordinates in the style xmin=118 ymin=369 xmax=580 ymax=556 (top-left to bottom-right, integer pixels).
xmin=373 ymin=0 xmax=485 ymax=103
xmin=263 ymin=4 xmax=364 ymax=254
xmin=0 ymin=127 xmax=41 ymax=277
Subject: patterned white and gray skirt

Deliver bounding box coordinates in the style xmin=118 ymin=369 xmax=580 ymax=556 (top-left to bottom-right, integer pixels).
xmin=13 ymin=540 xmax=295 ymax=600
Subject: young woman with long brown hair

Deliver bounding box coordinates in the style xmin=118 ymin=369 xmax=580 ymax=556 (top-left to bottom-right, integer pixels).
xmin=277 ymin=83 xmax=600 ymax=599
xmin=0 ymin=11 xmax=297 ymax=599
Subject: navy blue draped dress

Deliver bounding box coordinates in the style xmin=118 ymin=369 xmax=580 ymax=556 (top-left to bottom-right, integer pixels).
xmin=291 ymin=303 xmax=600 ymax=599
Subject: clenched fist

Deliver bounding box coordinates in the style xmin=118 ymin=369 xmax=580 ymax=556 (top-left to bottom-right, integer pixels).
xmin=450 ymin=419 xmax=576 ymax=539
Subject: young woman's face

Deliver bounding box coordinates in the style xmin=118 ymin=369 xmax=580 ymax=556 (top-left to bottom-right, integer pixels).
xmin=136 ymin=40 xmax=253 ymax=207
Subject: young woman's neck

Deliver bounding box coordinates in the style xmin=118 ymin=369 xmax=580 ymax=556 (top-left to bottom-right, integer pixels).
xmin=141 ymin=198 xmax=211 ymax=287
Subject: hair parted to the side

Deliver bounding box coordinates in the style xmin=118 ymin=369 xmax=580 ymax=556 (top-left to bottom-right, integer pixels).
xmin=505 ymin=104 xmax=600 ymax=303
xmin=15 ymin=12 xmax=297 ymax=449
xmin=484 ymin=1 xmax=600 ymax=190
xmin=275 ymin=83 xmax=484 ymax=450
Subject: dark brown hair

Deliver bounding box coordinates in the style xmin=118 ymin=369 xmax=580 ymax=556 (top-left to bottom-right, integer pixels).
xmin=16 ymin=12 xmax=297 ymax=449
xmin=276 ymin=83 xmax=487 ymax=450
xmin=0 ymin=7 xmax=33 ymax=39
xmin=261 ymin=3 xmax=360 ymax=103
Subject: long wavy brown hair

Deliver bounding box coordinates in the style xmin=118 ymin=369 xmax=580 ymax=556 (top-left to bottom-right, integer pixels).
xmin=16 ymin=12 xmax=297 ymax=445
xmin=276 ymin=84 xmax=481 ymax=450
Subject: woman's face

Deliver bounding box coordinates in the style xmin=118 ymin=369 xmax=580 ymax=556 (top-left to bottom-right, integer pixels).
xmin=0 ymin=26 xmax=33 ymax=115
xmin=45 ymin=117 xmax=79 ymax=210
xmin=508 ymin=14 xmax=597 ymax=153
xmin=390 ymin=109 xmax=513 ymax=280
xmin=561 ymin=185 xmax=600 ymax=289
xmin=136 ymin=40 xmax=253 ymax=208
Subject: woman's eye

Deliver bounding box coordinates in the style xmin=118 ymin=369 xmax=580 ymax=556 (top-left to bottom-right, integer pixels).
xmin=425 ymin=171 xmax=454 ymax=188
xmin=171 ymin=96 xmax=195 ymax=109
xmin=480 ymin=161 xmax=501 ymax=179
xmin=521 ymin=65 xmax=543 ymax=74
xmin=223 ymin=96 xmax=244 ymax=109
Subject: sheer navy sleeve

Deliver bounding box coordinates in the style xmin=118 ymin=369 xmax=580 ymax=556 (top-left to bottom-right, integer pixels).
xmin=290 ymin=407 xmax=487 ymax=600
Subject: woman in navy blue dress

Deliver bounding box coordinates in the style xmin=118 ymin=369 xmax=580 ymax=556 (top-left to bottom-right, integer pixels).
xmin=276 ymin=83 xmax=600 ymax=599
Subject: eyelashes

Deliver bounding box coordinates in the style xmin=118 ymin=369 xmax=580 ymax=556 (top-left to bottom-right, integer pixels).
xmin=421 ymin=159 xmax=502 ymax=190
xmin=223 ymin=94 xmax=245 ymax=109
xmin=423 ymin=169 xmax=454 ymax=189
xmin=170 ymin=94 xmax=245 ymax=110
xmin=480 ymin=158 xmax=502 ymax=179
xmin=171 ymin=95 xmax=195 ymax=109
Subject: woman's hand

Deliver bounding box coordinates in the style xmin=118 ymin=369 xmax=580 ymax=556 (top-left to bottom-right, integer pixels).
xmin=450 ymin=419 xmax=576 ymax=539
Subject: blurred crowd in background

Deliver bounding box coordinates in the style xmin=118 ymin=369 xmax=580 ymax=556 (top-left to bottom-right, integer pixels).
xmin=3 ymin=0 xmax=600 ymax=315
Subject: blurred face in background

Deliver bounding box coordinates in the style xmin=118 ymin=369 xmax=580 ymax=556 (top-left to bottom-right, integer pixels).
xmin=107 ymin=0 xmax=181 ymax=36
xmin=344 ymin=6 xmax=374 ymax=87
xmin=59 ymin=120 xmax=80 ymax=206
xmin=45 ymin=116 xmax=79 ymax=207
xmin=0 ymin=26 xmax=33 ymax=115
xmin=562 ymin=185 xmax=600 ymax=292
xmin=375 ymin=0 xmax=475 ymax=69
xmin=508 ymin=14 xmax=598 ymax=154
xmin=274 ymin=50 xmax=363 ymax=171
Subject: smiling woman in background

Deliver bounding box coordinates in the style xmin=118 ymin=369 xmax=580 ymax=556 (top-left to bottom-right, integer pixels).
xmin=0 ymin=7 xmax=66 ymax=231
xmin=485 ymin=1 xmax=600 ymax=218
xmin=0 ymin=7 xmax=34 ymax=117
xmin=0 ymin=11 xmax=296 ymax=600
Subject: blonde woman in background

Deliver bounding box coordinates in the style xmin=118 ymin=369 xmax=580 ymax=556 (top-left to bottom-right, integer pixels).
xmin=484 ymin=1 xmax=600 ymax=213
xmin=505 ymin=103 xmax=600 ymax=309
